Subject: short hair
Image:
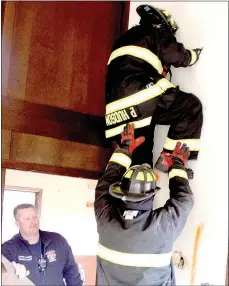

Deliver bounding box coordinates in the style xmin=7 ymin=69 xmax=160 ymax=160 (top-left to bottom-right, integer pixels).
xmin=13 ymin=203 xmax=35 ymax=219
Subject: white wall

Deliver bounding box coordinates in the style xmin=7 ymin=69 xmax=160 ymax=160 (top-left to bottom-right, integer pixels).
xmin=5 ymin=169 xmax=98 ymax=256
xmin=129 ymin=2 xmax=228 ymax=285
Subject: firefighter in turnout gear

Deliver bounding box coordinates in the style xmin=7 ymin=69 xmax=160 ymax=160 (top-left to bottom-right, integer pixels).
xmin=105 ymin=4 xmax=203 ymax=174
xmin=95 ymin=124 xmax=194 ymax=285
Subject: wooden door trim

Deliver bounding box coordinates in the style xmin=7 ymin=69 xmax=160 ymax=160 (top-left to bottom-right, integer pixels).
xmin=4 ymin=185 xmax=43 ymax=219
xmin=1 ymin=1 xmax=6 ymax=33
xmin=5 ymin=185 xmax=42 ymax=193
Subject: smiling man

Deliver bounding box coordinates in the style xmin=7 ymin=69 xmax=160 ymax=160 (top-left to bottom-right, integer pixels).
xmin=1 ymin=204 xmax=83 ymax=286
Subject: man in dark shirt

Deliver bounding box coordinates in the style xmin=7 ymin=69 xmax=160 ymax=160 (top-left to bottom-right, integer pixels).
xmin=2 ymin=203 xmax=83 ymax=286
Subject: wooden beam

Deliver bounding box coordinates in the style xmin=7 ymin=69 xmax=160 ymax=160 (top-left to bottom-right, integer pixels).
xmin=2 ymin=96 xmax=109 ymax=148
xmin=9 ymin=132 xmax=109 ymax=172
xmin=1 ymin=1 xmax=6 ymax=33
xmin=3 ymin=160 xmax=103 ymax=180
xmin=1 ymin=1 xmax=16 ymax=96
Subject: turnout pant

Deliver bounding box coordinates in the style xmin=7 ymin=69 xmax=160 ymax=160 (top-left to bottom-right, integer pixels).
xmin=112 ymin=89 xmax=203 ymax=167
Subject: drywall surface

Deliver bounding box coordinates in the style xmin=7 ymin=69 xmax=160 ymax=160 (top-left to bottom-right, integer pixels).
xmin=129 ymin=2 xmax=228 ymax=285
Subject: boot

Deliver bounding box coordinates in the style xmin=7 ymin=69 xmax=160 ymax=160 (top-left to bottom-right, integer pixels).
xmin=155 ymin=152 xmax=194 ymax=179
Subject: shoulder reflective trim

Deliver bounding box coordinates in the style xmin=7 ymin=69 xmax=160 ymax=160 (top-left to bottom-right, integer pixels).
xmin=109 ymin=153 xmax=131 ymax=169
xmin=169 ymin=169 xmax=188 ymax=180
xmin=106 ymin=78 xmax=175 ymax=114
xmin=107 ymin=46 xmax=163 ymax=74
xmin=189 ymin=50 xmax=197 ymax=65
xmin=97 ymin=244 xmax=172 ymax=268
xmin=105 ymin=117 xmax=152 ymax=138
xmin=163 ymin=138 xmax=200 ymax=151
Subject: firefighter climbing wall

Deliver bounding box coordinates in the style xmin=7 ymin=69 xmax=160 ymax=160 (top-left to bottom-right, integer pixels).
xmin=128 ymin=2 xmax=228 ymax=285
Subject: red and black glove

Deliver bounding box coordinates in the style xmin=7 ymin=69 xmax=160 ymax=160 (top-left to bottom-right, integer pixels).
xmin=171 ymin=142 xmax=190 ymax=165
xmin=160 ymin=142 xmax=192 ymax=178
xmin=120 ymin=123 xmax=145 ymax=154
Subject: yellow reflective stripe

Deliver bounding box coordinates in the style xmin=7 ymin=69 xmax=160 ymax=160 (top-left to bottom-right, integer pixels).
xmin=152 ymin=172 xmax=157 ymax=181
xmin=146 ymin=173 xmax=153 ymax=182
xmin=161 ymin=9 xmax=169 ymax=17
xmin=107 ymin=46 xmax=163 ymax=74
xmin=105 ymin=117 xmax=152 ymax=138
xmin=109 ymin=153 xmax=131 ymax=169
xmin=124 ymin=170 xmax=133 ymax=179
xmin=97 ymin=244 xmax=172 ymax=268
xmin=169 ymin=169 xmax=188 ymax=180
xmin=189 ymin=50 xmax=197 ymax=65
xmin=136 ymin=172 xmax=144 ymax=181
xmin=163 ymin=138 xmax=200 ymax=151
xmin=106 ymin=78 xmax=175 ymax=114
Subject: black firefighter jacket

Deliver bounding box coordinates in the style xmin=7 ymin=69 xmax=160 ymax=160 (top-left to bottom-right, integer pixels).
xmin=94 ymin=147 xmax=194 ymax=286
xmin=2 ymin=230 xmax=83 ymax=286
xmin=105 ymin=24 xmax=197 ymax=139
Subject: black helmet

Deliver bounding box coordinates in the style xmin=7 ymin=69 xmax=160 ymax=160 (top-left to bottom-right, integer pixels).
xmin=136 ymin=5 xmax=179 ymax=35
xmin=109 ymin=164 xmax=159 ymax=202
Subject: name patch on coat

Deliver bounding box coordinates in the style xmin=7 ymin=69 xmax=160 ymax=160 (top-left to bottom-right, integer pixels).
xmin=18 ymin=255 xmax=32 ymax=261
xmin=106 ymin=106 xmax=141 ymax=127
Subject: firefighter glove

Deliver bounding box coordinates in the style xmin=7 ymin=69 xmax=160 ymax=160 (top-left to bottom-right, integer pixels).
xmin=120 ymin=123 xmax=145 ymax=154
xmin=171 ymin=142 xmax=190 ymax=165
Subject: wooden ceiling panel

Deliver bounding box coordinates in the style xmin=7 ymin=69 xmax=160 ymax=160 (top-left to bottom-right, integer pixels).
xmin=1 ymin=1 xmax=129 ymax=177
xmin=3 ymin=2 xmax=125 ymax=116
xmin=10 ymin=132 xmax=110 ymax=172
xmin=2 ymin=130 xmax=12 ymax=160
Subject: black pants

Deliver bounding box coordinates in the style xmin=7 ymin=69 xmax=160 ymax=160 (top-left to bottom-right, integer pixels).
xmin=114 ymin=89 xmax=203 ymax=167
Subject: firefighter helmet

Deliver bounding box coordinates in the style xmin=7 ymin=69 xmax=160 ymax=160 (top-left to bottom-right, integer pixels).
xmin=109 ymin=164 xmax=159 ymax=202
xmin=136 ymin=5 xmax=179 ymax=35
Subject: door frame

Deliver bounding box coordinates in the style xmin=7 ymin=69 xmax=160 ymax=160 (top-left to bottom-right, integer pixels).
xmin=4 ymin=185 xmax=43 ymax=219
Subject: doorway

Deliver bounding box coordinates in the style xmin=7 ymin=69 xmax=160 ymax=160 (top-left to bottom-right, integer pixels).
xmin=2 ymin=185 xmax=42 ymax=243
